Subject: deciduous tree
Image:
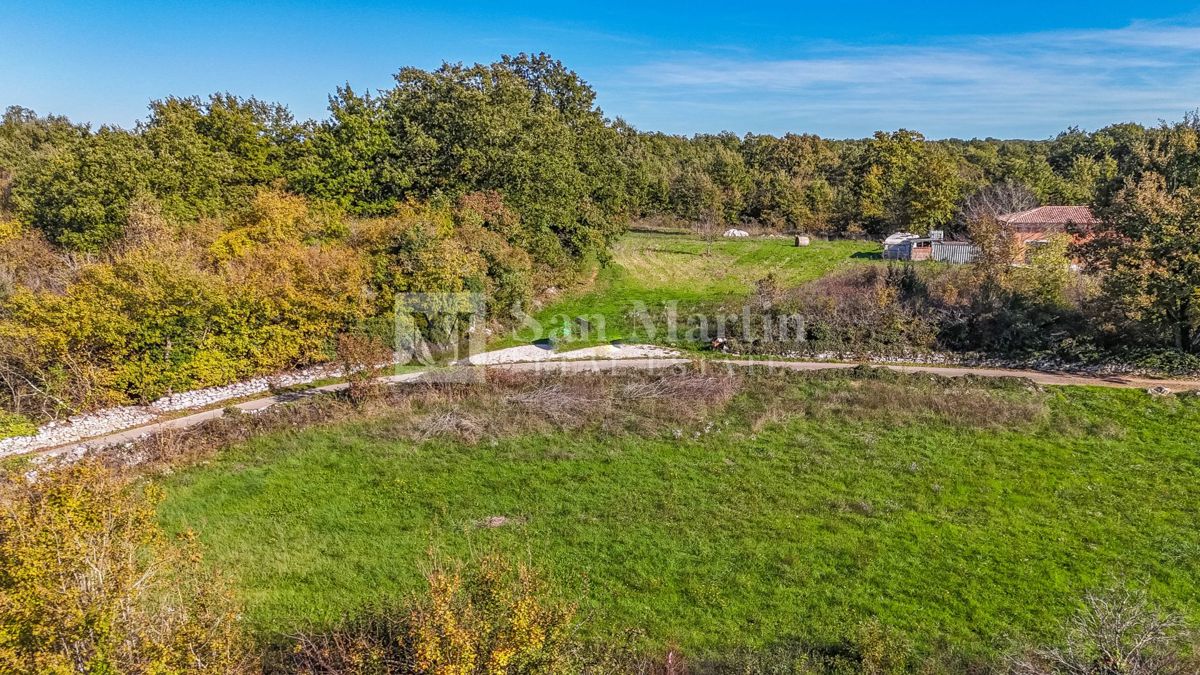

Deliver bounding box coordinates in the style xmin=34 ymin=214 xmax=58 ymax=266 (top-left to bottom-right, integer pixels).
xmin=1082 ymin=173 xmax=1200 ymax=352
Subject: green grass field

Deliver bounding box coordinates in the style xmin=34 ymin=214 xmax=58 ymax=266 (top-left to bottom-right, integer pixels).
xmin=158 ymin=368 xmax=1200 ymax=661
xmin=501 ymin=232 xmax=879 ymax=347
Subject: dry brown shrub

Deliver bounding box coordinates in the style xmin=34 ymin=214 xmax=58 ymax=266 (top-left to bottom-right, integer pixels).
xmin=113 ymin=369 xmax=742 ymax=473
xmin=336 ymin=333 xmax=393 ymax=407
xmin=922 ymin=264 xmax=979 ymax=311
xmin=509 ymin=371 xmax=741 ymax=434
xmin=1008 ymin=589 xmax=1200 ymax=675
xmin=117 ymin=195 xmax=174 ymax=252
xmin=106 ymin=394 xmax=354 ymax=475
xmin=0 ymin=226 xmax=73 ymax=295
xmin=367 ymin=369 xmax=742 ymax=445
xmin=416 ymin=411 xmax=485 ymax=443
xmin=506 ymin=383 xmax=607 ymax=424
xmin=622 ymin=372 xmax=740 ymax=404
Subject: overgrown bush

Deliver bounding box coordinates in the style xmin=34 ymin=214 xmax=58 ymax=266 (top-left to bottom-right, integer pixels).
xmin=0 ymin=187 xmax=551 ymax=420
xmin=726 ymin=265 xmax=939 ymax=356
xmin=275 ymin=556 xmax=576 ymax=675
xmin=0 ymin=461 xmax=255 ymax=673
xmin=1008 ymin=589 xmax=1199 ymax=675
xmin=0 ymin=222 xmax=72 ymax=297
xmin=723 ymin=256 xmax=1188 ymax=373
xmin=336 ymin=332 xmax=393 ymax=406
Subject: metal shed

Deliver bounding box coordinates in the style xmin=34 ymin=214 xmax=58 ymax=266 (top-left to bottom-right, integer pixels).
xmin=882 ymin=233 xmax=978 ymax=264
xmin=882 ymin=232 xmax=920 ymax=260
xmin=886 ymin=237 xmax=934 ymax=261
xmin=931 ymin=240 xmax=979 ymax=264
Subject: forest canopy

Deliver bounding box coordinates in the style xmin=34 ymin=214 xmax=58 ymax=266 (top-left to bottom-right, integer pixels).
xmin=0 ymin=53 xmax=1157 ymax=253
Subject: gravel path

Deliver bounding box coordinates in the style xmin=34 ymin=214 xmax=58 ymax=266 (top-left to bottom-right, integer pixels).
xmin=0 ymin=361 xmax=361 ymax=459
xmin=14 ymin=351 xmax=1200 ymax=462
xmin=461 ymin=343 xmax=681 ymax=365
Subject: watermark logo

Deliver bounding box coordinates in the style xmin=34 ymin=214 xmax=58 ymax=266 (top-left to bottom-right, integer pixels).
xmin=391 ymin=292 xmax=816 ymax=379
xmin=506 ymin=300 xmax=809 ymax=348
xmin=394 ymin=292 xmax=488 ymax=369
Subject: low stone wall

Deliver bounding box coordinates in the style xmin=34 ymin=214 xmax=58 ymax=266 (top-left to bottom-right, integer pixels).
xmin=0 ymin=361 xmax=354 ymax=458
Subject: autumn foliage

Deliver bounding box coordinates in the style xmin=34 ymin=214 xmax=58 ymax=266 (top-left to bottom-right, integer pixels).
xmin=279 ymin=556 xmax=576 ymax=675
xmin=0 ymin=189 xmax=540 ymax=421
xmin=0 ymin=462 xmax=254 ymax=673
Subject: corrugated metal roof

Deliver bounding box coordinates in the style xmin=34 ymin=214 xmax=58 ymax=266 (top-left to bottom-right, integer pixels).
xmin=999 ymin=206 xmax=1098 ymax=226
xmin=883 ymin=232 xmax=920 ymax=245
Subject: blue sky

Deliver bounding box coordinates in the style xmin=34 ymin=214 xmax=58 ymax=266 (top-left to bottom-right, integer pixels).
xmin=3 ymin=1 xmax=1200 ymax=138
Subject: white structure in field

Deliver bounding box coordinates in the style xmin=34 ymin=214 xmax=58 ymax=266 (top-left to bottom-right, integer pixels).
xmin=882 ymin=232 xmax=920 ymax=259
xmin=723 ymin=228 xmax=750 ymax=238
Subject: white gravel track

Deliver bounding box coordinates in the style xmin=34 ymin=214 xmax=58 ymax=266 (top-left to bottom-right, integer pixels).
xmin=7 ymin=344 xmax=1200 ymax=461
xmin=2 ymin=345 xmax=681 ymax=459
xmin=461 ymin=343 xmax=680 ymax=365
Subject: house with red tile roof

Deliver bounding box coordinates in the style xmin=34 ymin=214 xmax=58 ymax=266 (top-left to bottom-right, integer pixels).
xmin=998 ymin=205 xmax=1098 ymax=261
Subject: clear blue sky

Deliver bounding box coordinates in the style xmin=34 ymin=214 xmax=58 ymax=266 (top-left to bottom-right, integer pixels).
xmin=3 ymin=1 xmax=1200 ymax=139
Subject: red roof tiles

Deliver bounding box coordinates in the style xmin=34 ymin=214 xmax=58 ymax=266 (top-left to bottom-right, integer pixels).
xmin=998 ymin=206 xmax=1098 ymax=226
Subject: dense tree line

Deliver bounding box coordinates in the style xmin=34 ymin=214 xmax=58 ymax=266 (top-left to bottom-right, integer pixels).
xmin=0 ymin=54 xmax=1162 ymax=255
xmin=0 ymin=54 xmax=627 ymax=262
xmin=615 ymin=126 xmax=1129 ymax=236
xmin=1 ymin=53 xmax=1199 ymax=426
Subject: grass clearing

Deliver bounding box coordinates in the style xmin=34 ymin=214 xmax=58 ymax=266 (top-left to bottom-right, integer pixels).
xmin=502 ymin=233 xmax=879 ymax=347
xmin=156 ymin=367 xmax=1200 ymax=662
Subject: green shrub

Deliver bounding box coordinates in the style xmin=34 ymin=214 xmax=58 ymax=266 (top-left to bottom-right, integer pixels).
xmin=0 ymin=411 xmax=34 ymax=439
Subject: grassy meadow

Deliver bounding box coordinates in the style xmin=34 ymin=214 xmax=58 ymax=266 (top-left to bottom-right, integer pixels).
xmin=501 ymin=232 xmax=880 ymax=347
xmin=157 ymin=367 xmax=1200 ymax=662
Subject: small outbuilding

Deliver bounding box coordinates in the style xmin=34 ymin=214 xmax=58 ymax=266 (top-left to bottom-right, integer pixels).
xmin=930 ymin=240 xmax=979 ymax=264
xmin=882 ymin=232 xmax=920 ymax=259
xmin=882 ymin=231 xmax=978 ymax=263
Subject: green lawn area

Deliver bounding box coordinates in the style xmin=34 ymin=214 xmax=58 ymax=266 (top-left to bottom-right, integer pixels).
xmin=501 ymin=232 xmax=879 ymax=347
xmin=157 ymin=369 xmax=1200 ymax=661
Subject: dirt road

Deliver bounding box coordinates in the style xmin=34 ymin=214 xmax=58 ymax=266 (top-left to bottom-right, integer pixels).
xmin=34 ymin=358 xmax=1200 ymax=460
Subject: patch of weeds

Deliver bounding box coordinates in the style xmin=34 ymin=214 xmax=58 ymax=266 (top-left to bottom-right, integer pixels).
xmin=0 ymin=410 xmax=36 ymax=439
xmin=730 ymin=368 xmax=1049 ymax=433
